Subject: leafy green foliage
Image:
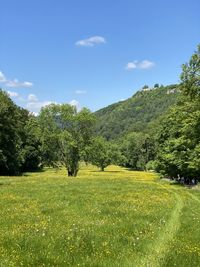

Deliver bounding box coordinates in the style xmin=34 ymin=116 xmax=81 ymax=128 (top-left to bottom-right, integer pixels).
xmin=87 ymin=137 xmax=112 ymax=171
xmin=120 ymin=132 xmax=156 ymax=170
xmin=20 ymin=116 xmax=42 ymax=172
xmin=0 ymin=90 xmax=41 ymax=175
xmin=156 ymin=44 xmax=200 ymax=182
xmin=0 ymin=90 xmax=24 ymax=175
xmin=180 ymin=44 xmax=200 ymax=98
xmin=0 ymin=90 xmax=43 ymax=175
xmin=87 ymin=137 xmax=123 ymax=171
xmin=39 ymin=104 xmax=95 ymax=176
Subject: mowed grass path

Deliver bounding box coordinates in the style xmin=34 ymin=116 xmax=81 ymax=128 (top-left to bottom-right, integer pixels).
xmin=0 ymin=165 xmax=200 ymax=267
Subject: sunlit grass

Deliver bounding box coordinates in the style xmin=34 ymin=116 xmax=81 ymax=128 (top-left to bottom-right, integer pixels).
xmin=0 ymin=165 xmax=200 ymax=266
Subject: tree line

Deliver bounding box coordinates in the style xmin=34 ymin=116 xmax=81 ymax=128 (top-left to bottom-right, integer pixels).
xmin=0 ymin=44 xmax=199 ymax=183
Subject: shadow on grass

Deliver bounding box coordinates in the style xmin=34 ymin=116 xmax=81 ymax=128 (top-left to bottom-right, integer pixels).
xmin=169 ymin=181 xmax=183 ymax=187
xmin=0 ymin=182 xmax=11 ymax=186
xmin=126 ymin=169 xmax=157 ymax=174
xmin=90 ymin=170 xmax=121 ymax=173
xmin=169 ymin=181 xmax=198 ymax=189
xmin=22 ymin=168 xmax=45 ymax=177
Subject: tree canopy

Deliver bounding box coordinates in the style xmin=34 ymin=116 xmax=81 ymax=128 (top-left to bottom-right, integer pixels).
xmin=156 ymin=44 xmax=200 ymax=183
xmin=39 ymin=103 xmax=95 ymax=176
xmin=0 ymin=90 xmax=41 ymax=175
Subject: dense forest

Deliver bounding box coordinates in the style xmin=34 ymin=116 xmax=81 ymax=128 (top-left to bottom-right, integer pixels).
xmin=95 ymin=84 xmax=179 ymax=140
xmin=0 ymin=44 xmax=200 ymax=184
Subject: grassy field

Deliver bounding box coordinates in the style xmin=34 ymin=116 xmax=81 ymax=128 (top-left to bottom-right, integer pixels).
xmin=0 ymin=165 xmax=200 ymax=267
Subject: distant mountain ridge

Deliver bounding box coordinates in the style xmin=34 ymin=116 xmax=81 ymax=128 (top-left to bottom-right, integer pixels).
xmin=94 ymin=84 xmax=180 ymax=140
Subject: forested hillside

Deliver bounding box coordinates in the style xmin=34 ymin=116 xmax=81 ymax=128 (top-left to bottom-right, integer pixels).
xmin=95 ymin=84 xmax=179 ymax=140
xmin=0 ymin=45 xmax=199 ymax=180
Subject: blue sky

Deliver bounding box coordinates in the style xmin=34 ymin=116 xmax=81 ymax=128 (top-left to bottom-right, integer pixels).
xmin=0 ymin=0 xmax=199 ymax=114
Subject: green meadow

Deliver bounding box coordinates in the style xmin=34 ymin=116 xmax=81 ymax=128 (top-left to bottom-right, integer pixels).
xmin=0 ymin=165 xmax=200 ymax=267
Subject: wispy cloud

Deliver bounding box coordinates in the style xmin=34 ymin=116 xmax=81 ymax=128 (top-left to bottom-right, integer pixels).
xmin=75 ymin=36 xmax=106 ymax=47
xmin=5 ymin=87 xmax=83 ymax=116
xmin=7 ymin=90 xmax=19 ymax=97
xmin=5 ymin=89 xmax=53 ymax=114
xmin=0 ymin=71 xmax=6 ymax=82
xmin=26 ymin=93 xmax=54 ymax=113
xmin=126 ymin=60 xmax=155 ymax=70
xmin=27 ymin=98 xmax=81 ymax=114
xmin=27 ymin=100 xmax=53 ymax=113
xmin=28 ymin=93 xmax=38 ymax=102
xmin=69 ymin=99 xmax=81 ymax=111
xmin=6 ymin=79 xmax=33 ymax=88
xmin=0 ymin=70 xmax=33 ymax=88
xmin=75 ymin=90 xmax=87 ymax=95
xmin=139 ymin=60 xmax=155 ymax=69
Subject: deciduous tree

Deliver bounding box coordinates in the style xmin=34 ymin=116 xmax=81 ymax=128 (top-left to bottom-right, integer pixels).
xmin=39 ymin=104 xmax=95 ymax=176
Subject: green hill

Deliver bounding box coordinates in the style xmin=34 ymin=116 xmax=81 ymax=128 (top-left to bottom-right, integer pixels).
xmin=95 ymin=85 xmax=179 ymax=140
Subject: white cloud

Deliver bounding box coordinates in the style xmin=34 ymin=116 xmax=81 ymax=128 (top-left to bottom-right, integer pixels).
xmin=22 ymin=81 xmax=33 ymax=87
xmin=75 ymin=90 xmax=87 ymax=95
xmin=26 ymin=93 xmax=53 ymax=113
xmin=7 ymin=90 xmax=19 ymax=97
xmin=30 ymin=111 xmax=39 ymax=117
xmin=28 ymin=94 xmax=38 ymax=102
xmin=126 ymin=61 xmax=137 ymax=70
xmin=27 ymin=100 xmax=52 ymax=113
xmin=0 ymin=71 xmax=6 ymax=82
xmin=6 ymin=79 xmax=33 ymax=88
xmin=69 ymin=99 xmax=81 ymax=111
xmin=75 ymin=36 xmax=106 ymax=47
xmin=139 ymin=60 xmax=155 ymax=69
xmin=0 ymin=70 xmax=33 ymax=88
xmin=126 ymin=60 xmax=155 ymax=70
xmin=27 ymin=98 xmax=81 ymax=113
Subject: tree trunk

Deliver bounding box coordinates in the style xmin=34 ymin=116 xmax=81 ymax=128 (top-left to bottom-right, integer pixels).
xmin=101 ymin=166 xmax=104 ymax=171
xmin=66 ymin=147 xmax=79 ymax=177
xmin=67 ymin=169 xmax=73 ymax=176
xmin=67 ymin=161 xmax=79 ymax=177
